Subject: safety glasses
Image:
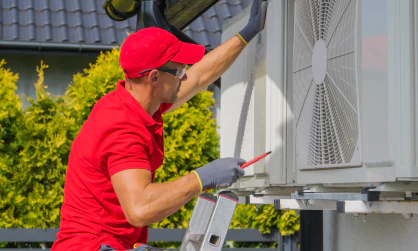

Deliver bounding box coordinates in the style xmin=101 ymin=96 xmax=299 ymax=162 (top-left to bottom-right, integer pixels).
xmin=139 ymin=66 xmax=187 ymax=79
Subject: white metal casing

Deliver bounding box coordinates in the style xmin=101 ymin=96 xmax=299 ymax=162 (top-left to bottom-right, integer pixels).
xmin=220 ymin=0 xmax=418 ymax=192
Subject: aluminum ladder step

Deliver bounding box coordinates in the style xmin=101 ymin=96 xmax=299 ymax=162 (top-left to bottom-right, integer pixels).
xmin=180 ymin=191 xmax=239 ymax=251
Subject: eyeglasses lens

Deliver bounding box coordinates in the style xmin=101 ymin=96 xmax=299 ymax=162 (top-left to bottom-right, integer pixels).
xmin=176 ymin=67 xmax=186 ymax=79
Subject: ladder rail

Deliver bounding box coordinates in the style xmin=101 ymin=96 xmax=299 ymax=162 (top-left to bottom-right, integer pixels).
xmin=180 ymin=193 xmax=217 ymax=251
xmin=180 ymin=191 xmax=239 ymax=251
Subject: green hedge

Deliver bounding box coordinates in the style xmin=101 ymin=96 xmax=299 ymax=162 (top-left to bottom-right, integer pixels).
xmin=0 ymin=49 xmax=299 ymax=239
xmin=0 ymin=62 xmax=71 ymax=228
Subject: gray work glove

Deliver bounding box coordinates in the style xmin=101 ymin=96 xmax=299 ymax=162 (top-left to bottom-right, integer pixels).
xmin=237 ymin=0 xmax=268 ymax=44
xmin=192 ymin=158 xmax=246 ymax=191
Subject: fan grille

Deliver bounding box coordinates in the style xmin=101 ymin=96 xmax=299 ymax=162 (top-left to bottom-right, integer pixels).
xmin=293 ymin=0 xmax=359 ymax=168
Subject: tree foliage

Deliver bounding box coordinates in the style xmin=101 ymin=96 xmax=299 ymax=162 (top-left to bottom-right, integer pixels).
xmin=0 ymin=62 xmax=71 ymax=228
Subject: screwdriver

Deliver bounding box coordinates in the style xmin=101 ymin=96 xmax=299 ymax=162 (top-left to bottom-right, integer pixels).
xmin=240 ymin=151 xmax=272 ymax=169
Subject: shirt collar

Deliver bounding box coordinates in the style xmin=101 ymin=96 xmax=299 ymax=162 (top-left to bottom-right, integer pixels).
xmin=116 ymin=80 xmax=158 ymax=128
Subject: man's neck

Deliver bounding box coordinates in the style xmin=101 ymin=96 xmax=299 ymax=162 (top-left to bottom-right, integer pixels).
xmin=124 ymin=80 xmax=161 ymax=117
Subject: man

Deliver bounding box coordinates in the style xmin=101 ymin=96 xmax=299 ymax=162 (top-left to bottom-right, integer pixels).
xmin=52 ymin=0 xmax=268 ymax=250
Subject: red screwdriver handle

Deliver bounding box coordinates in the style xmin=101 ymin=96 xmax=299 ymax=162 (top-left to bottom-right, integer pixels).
xmin=240 ymin=151 xmax=272 ymax=169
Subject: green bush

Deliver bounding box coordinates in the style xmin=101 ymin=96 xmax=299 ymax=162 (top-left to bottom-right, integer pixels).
xmin=0 ymin=60 xmax=20 ymax=149
xmin=0 ymin=62 xmax=71 ymax=228
xmin=0 ymin=60 xmax=22 ymax=227
xmin=0 ymin=59 xmax=20 ymax=170
xmin=231 ymin=204 xmax=299 ymax=236
xmin=0 ymin=48 xmax=299 ymax=245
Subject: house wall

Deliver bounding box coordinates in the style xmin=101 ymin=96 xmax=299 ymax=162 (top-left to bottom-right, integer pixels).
xmin=331 ymin=212 xmax=418 ymax=251
xmin=1 ymin=53 xmax=97 ymax=106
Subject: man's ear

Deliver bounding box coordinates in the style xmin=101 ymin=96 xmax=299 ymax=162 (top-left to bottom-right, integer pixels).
xmin=147 ymin=70 xmax=159 ymax=86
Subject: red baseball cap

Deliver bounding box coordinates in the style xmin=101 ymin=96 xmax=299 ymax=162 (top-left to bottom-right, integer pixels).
xmin=119 ymin=27 xmax=206 ymax=79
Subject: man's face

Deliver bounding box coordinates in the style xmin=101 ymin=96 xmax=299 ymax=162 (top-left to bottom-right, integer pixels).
xmin=158 ymin=62 xmax=187 ymax=103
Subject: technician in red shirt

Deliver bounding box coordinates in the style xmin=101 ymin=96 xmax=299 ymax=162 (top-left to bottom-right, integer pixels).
xmin=52 ymin=1 xmax=267 ymax=250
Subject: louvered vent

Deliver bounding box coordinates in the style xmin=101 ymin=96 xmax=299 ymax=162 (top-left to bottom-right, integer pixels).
xmin=293 ymin=0 xmax=360 ymax=169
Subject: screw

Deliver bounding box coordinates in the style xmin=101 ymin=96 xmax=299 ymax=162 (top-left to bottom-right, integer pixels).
xmin=255 ymin=204 xmax=259 ymax=212
xmin=363 ymin=214 xmax=367 ymax=223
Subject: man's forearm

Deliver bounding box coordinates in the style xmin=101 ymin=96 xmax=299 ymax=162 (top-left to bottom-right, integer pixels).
xmin=134 ymin=172 xmax=201 ymax=227
xmin=190 ymin=35 xmax=246 ymax=89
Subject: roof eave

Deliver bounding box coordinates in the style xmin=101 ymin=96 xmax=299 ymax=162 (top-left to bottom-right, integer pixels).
xmin=0 ymin=41 xmax=117 ymax=53
xmin=167 ymin=0 xmax=219 ymax=29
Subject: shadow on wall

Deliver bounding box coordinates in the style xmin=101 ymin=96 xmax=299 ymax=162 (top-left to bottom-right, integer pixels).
xmin=233 ymin=76 xmax=255 ymax=157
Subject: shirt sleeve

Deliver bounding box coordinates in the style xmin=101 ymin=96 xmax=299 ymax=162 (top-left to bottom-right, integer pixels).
xmin=103 ymin=124 xmax=152 ymax=177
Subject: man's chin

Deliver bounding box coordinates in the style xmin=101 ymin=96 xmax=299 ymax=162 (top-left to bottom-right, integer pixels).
xmin=168 ymin=96 xmax=178 ymax=104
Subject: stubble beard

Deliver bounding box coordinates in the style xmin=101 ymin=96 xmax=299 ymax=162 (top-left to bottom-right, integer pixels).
xmin=169 ymin=82 xmax=181 ymax=103
xmin=168 ymin=88 xmax=179 ymax=103
xmin=169 ymin=93 xmax=178 ymax=103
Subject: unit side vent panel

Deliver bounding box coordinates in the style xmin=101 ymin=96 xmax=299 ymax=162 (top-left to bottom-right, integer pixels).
xmin=293 ymin=0 xmax=360 ymax=169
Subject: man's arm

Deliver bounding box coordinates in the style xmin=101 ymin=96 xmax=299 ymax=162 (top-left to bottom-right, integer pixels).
xmin=111 ymin=158 xmax=245 ymax=228
xmin=111 ymin=169 xmax=200 ymax=228
xmin=167 ymin=35 xmax=246 ymax=112
xmin=166 ymin=0 xmax=268 ymax=112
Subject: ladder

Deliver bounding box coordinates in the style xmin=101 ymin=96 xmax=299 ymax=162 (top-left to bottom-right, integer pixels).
xmin=179 ymin=191 xmax=239 ymax=251
xmin=140 ymin=191 xmax=239 ymax=251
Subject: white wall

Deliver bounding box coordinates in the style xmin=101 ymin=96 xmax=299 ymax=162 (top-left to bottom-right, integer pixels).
xmin=332 ymin=213 xmax=418 ymax=251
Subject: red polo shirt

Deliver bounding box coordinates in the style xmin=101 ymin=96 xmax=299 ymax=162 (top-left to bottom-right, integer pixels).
xmin=52 ymin=81 xmax=172 ymax=251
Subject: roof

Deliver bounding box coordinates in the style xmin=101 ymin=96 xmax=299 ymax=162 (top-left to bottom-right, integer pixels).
xmin=0 ymin=0 xmax=251 ymax=52
xmin=184 ymin=0 xmax=252 ymax=49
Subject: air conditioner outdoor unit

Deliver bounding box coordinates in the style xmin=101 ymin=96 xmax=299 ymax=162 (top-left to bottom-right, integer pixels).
xmin=221 ymin=0 xmax=418 ymax=195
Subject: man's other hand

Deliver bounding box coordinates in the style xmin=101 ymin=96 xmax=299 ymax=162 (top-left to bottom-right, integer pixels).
xmin=237 ymin=0 xmax=268 ymax=44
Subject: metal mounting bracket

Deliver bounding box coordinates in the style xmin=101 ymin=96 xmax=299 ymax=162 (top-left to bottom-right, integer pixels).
xmin=290 ymin=188 xmax=380 ymax=202
xmin=272 ymin=190 xmax=418 ymax=215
